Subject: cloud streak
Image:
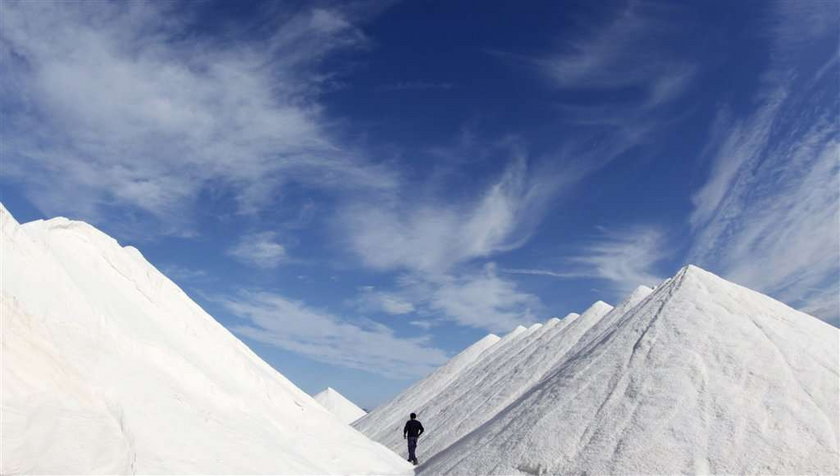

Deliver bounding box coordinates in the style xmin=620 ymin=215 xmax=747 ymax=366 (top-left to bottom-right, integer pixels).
xmin=569 ymin=226 xmax=666 ymax=293
xmin=228 ymin=232 xmax=288 ymax=268
xmin=503 ymin=0 xmax=701 ymax=204
xmin=502 ymin=225 xmax=668 ymax=302
xmin=532 ymin=226 xmax=666 ymax=298
xmin=535 ymin=0 xmax=696 ymax=106
xmin=428 ymin=263 xmax=540 ymax=332
xmin=354 ymin=287 xmax=416 ymax=315
xmin=359 ymin=264 xmax=541 ymax=333
xmin=502 ymin=268 xmax=577 ymax=279
xmin=222 ymin=291 xmax=448 ymax=379
xmin=341 ymin=156 xmax=557 ymax=276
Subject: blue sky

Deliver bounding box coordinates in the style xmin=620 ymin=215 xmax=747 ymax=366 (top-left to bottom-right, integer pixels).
xmin=1 ymin=0 xmax=837 ymax=408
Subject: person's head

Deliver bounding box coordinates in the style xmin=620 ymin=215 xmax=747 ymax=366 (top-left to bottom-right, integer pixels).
xmin=410 ymin=413 xmax=416 ymax=420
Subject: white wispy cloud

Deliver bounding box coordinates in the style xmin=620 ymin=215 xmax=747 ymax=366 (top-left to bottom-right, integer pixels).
xmin=0 ymin=1 xmax=395 ymax=234
xmin=489 ymin=0 xmax=699 ymax=203
xmin=767 ymin=0 xmax=838 ymax=61
xmin=377 ymin=297 xmax=416 ymax=315
xmin=535 ymin=0 xmax=696 ymax=107
xmin=222 ymin=291 xmax=448 ymax=379
xmin=409 ymin=320 xmax=435 ymax=330
xmin=501 ymin=225 xmax=668 ymax=300
xmin=689 ymin=90 xmax=789 ymax=232
xmin=428 ymin=263 xmax=540 ymax=332
xmin=341 ymin=156 xmax=556 ymax=275
xmin=354 ymin=286 xmax=416 ymax=315
xmin=501 ymin=225 xmax=667 ymax=299
xmin=160 ymin=264 xmax=209 ymax=282
xmin=352 ymin=264 xmax=541 ymax=333
xmin=336 ymin=154 xmax=553 ymax=332
xmin=228 ymin=232 xmax=288 ymax=268
xmin=799 ymin=288 xmax=840 ymax=325
xmin=689 ymin=0 xmax=839 ymax=324
xmin=502 ymin=268 xmax=577 ymax=279
xmin=562 ymin=226 xmax=667 ymax=296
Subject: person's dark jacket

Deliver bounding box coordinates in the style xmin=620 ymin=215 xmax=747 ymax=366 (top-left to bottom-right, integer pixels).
xmin=404 ymin=419 xmax=424 ymax=438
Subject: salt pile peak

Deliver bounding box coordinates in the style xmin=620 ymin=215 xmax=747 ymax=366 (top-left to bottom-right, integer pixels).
xmin=1 ymin=204 xmax=411 ymax=475
xmin=421 ymin=265 xmax=840 ymax=475
xmin=314 ymin=387 xmax=367 ymax=425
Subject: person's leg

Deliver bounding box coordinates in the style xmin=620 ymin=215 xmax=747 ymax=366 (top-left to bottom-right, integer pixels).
xmin=407 ymin=437 xmax=417 ymax=463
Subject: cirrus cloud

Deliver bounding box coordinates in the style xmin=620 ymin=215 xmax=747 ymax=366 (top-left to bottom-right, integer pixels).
xmin=222 ymin=290 xmax=448 ymax=379
xmin=0 ymin=1 xmax=396 ymax=235
xmin=688 ymin=0 xmax=839 ymax=324
xmin=228 ymin=232 xmax=289 ymax=268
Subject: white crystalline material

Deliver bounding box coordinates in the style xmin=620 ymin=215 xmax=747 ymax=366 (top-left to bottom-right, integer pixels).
xmin=408 ymin=303 xmax=617 ymax=459
xmin=0 ymin=204 xmax=411 ymax=475
xmin=353 ymin=332 xmax=501 ymax=450
xmin=355 ymin=302 xmax=624 ymax=462
xmin=314 ymin=387 xmax=367 ymax=425
xmin=421 ymin=265 xmax=840 ymax=475
xmin=406 ymin=292 xmax=661 ymax=460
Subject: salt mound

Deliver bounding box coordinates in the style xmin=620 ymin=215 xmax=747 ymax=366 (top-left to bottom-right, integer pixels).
xmin=353 ymin=332 xmax=501 ymax=450
xmin=421 ymin=265 xmax=840 ymax=475
xmin=0 ymin=204 xmax=411 ymax=475
xmin=355 ymin=300 xmax=624 ymax=461
xmin=314 ymin=387 xmax=367 ymax=424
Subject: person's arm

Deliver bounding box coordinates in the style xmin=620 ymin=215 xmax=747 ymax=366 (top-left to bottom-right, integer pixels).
xmin=403 ymin=422 xmax=408 ymax=439
xmin=418 ymin=422 xmax=424 ymax=437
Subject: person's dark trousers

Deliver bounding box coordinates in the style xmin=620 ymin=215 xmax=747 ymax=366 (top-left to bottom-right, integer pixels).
xmin=407 ymin=436 xmax=418 ymax=463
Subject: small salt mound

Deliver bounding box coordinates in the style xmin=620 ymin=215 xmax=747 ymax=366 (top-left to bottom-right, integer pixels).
xmin=314 ymin=387 xmax=367 ymax=425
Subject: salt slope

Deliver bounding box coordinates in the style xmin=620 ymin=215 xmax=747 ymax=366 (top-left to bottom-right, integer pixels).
xmin=353 ymin=329 xmax=514 ymax=451
xmin=354 ymin=319 xmax=563 ymax=458
xmin=422 ymin=265 xmax=840 ymax=475
xmin=0 ymin=204 xmax=412 ymax=475
xmin=357 ymin=301 xmax=621 ymax=461
xmin=314 ymin=387 xmax=367 ymax=424
xmin=412 ymin=289 xmax=658 ymax=460
xmin=393 ymin=302 xmax=616 ymax=460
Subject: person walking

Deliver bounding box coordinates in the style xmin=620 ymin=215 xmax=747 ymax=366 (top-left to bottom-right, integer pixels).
xmin=403 ymin=412 xmax=424 ymax=465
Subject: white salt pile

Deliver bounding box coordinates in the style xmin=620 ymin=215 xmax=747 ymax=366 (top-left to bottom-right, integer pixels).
xmin=1 ymin=204 xmax=411 ymax=475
